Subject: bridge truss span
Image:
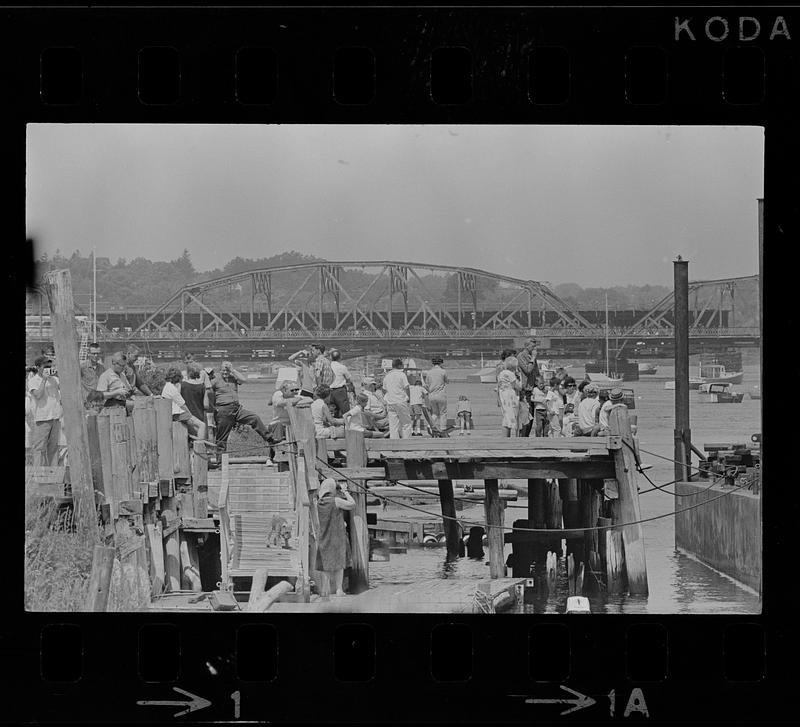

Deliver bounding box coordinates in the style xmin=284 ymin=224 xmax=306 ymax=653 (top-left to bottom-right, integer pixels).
xmin=133 ymin=261 xmax=600 ymax=339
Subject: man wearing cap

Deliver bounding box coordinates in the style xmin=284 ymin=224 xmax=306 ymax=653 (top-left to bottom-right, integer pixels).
xmin=598 ymin=387 xmax=625 ymax=434
xmin=577 ymin=383 xmax=601 ymax=436
xmin=516 ymin=338 xmax=540 ymax=437
xmin=28 ymin=355 xmax=63 ymax=467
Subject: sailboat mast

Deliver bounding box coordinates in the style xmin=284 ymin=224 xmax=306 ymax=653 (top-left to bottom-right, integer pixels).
xmin=604 ymin=291 xmax=609 ymax=375
xmin=92 ymin=247 xmax=97 ymax=342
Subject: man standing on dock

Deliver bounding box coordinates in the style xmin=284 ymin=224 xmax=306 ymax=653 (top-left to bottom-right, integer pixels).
xmin=211 ymin=361 xmax=276 ymax=454
xmin=516 ymin=338 xmax=539 ymax=437
xmin=382 ymin=358 xmax=412 ymax=438
xmin=80 ymin=342 xmax=104 ymax=408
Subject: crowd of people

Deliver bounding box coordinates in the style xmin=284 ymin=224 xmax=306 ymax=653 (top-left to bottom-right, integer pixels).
xmin=493 ymin=337 xmax=626 ymax=438
xmin=26 ymin=338 xmax=629 ymax=469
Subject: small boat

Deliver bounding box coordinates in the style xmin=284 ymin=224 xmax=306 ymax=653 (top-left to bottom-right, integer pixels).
xmin=637 ymin=362 xmax=658 ymax=375
xmin=206 ymin=349 xmax=229 ymax=359
xmin=586 ymin=372 xmax=624 ymax=385
xmin=698 ymin=382 xmax=744 ymax=403
xmin=750 ymin=386 xmax=761 ymax=400
xmin=700 ymin=363 xmax=744 ymax=386
xmin=251 ymin=348 xmax=275 ymax=358
xmin=665 ymin=376 xmax=705 ymax=391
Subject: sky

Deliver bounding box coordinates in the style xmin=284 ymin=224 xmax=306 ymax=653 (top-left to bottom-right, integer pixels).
xmin=26 ymin=124 xmax=763 ymax=287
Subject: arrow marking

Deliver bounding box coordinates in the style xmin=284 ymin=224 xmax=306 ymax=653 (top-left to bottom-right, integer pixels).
xmin=137 ymin=687 xmax=212 ymax=718
xmin=512 ymin=685 xmax=596 ymax=716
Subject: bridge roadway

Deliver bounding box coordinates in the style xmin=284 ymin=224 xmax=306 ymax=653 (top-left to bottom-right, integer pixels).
xmin=25 ymin=325 xmax=759 ymax=360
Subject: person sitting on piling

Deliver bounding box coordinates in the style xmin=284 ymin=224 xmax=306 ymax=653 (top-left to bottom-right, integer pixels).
xmin=160 ymin=367 xmax=206 ymax=440
xmin=80 ymin=341 xmax=105 ymax=409
xmin=211 ymin=361 xmax=276 ymax=454
xmin=179 ymin=362 xmax=212 ymax=438
xmin=576 ymin=383 xmax=601 ymax=436
xmin=344 ymin=392 xmax=390 ymax=438
xmin=359 ymin=376 xmax=389 ymax=433
xmin=315 ymin=478 xmax=356 ymax=598
xmin=311 ymin=384 xmax=345 ymax=439
xmin=598 ymin=387 xmax=625 ymax=435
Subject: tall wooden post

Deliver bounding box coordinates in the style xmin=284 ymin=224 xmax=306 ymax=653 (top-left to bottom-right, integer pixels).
xmin=42 ymin=269 xmax=97 ymax=533
xmin=559 ymin=478 xmax=581 ymax=561
xmin=84 ymin=545 xmax=116 ymax=612
xmin=192 ymin=440 xmax=209 ymax=518
xmin=437 ymin=479 xmax=461 ymax=558
xmin=673 ymin=256 xmax=691 ymax=484
xmin=529 ymin=478 xmax=547 ymax=579
xmin=345 ymin=429 xmax=370 ymax=593
xmin=483 ymin=479 xmax=505 ymax=579
xmin=609 ymin=406 xmax=648 ymax=595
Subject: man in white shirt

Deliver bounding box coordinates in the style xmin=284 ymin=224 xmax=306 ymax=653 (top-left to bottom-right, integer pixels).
xmin=160 ymin=367 xmax=205 ymax=438
xmin=328 ymin=349 xmax=354 ymax=418
xmin=28 ymin=355 xmax=63 ymax=467
xmin=577 ymin=383 xmax=601 ymax=436
xmin=382 ymin=358 xmax=412 ymax=439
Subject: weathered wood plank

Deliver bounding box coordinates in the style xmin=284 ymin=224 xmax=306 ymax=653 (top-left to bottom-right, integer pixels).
xmin=385 ymin=460 xmax=615 ymax=482
xmin=484 ymin=479 xmax=505 ymax=579
xmin=345 ymin=430 xmax=370 ymax=594
xmin=109 ymin=407 xmax=133 ymax=510
xmin=172 ymin=421 xmax=191 ymax=478
xmin=333 ymin=436 xmax=622 ymax=452
xmin=161 ymin=498 xmax=181 ymax=591
xmin=321 ymin=467 xmax=386 ymax=481
xmin=609 ymin=406 xmax=648 ymax=596
xmin=132 ymin=396 xmax=159 ymax=483
xmin=85 ymin=414 xmax=107 ymax=500
xmin=369 ymin=485 xmax=517 ymax=500
xmin=154 ymin=397 xmax=174 ymax=481
xmin=145 ymin=522 xmax=166 ymax=597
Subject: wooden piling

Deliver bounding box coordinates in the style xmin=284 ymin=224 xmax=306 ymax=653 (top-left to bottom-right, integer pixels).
xmin=96 ymin=412 xmax=113 ymax=509
xmin=160 ymin=497 xmax=181 ymax=592
xmin=85 ymin=413 xmax=107 ymax=504
xmin=483 ymin=479 xmax=505 ymax=579
xmin=608 ymin=406 xmax=648 ymax=596
xmin=154 ymin=397 xmax=174 ymax=481
xmin=145 ymin=523 xmax=165 ymax=596
xmin=172 ymin=422 xmax=191 ymax=478
xmin=109 ymin=407 xmax=133 ymax=514
xmin=192 ymin=440 xmax=209 ymax=518
xmin=42 ymin=269 xmax=97 ymax=532
xmin=84 ymin=545 xmax=116 ymax=612
xmin=559 ymin=478 xmax=582 ymax=561
xmin=345 ymin=429 xmax=370 ymax=593
xmin=529 ymin=478 xmax=548 ymax=579
xmin=437 ymin=479 xmax=461 ymax=558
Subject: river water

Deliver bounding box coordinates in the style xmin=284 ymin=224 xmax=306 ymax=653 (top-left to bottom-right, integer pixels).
xmin=233 ymin=358 xmax=761 ymax=614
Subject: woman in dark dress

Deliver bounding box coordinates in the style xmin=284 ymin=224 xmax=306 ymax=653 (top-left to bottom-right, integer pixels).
xmin=314 ymin=477 xmax=356 ymax=596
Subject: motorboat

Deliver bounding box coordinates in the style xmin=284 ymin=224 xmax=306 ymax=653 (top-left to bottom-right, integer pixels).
xmin=699 ymin=362 xmax=744 ymax=386
xmin=636 ymin=361 xmax=658 ymax=375
xmin=698 ymin=382 xmax=744 ymax=403
xmin=664 ymin=376 xmax=704 ymax=391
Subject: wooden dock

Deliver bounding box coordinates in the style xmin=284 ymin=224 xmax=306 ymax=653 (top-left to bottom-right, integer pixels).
xmin=149 ymin=578 xmax=524 ymax=613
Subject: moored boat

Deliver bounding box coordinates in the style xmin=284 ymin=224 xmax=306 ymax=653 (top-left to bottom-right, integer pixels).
xmin=698 ymin=382 xmax=744 ymax=403
xmin=636 ymin=361 xmax=658 ymax=375
xmin=586 ymin=372 xmax=624 ymax=385
xmin=699 ymin=363 xmax=744 ymax=386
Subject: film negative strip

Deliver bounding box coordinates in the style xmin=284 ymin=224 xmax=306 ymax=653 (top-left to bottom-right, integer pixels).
xmin=9 ymin=3 xmax=795 ymax=724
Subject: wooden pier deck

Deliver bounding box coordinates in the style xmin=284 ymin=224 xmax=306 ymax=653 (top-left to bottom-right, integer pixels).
xmin=149 ymin=577 xmax=524 ymax=613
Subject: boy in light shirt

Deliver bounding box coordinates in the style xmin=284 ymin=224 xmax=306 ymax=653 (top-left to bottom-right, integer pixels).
xmin=344 ymin=393 xmax=389 ymax=438
xmin=545 ymin=377 xmax=565 ymax=437
xmin=408 ymin=374 xmax=429 ymax=436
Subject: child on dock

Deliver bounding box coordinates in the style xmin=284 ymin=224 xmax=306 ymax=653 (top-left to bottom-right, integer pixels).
xmin=456 ymin=394 xmax=473 ymax=434
xmin=408 ymin=374 xmax=429 ymax=436
xmin=545 ymin=377 xmax=564 ymax=437
xmin=529 ymin=375 xmax=548 ymax=437
xmin=344 ymin=393 xmax=389 ymax=438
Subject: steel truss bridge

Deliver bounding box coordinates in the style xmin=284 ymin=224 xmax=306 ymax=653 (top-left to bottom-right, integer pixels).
xmin=27 ymin=262 xmax=760 ymax=354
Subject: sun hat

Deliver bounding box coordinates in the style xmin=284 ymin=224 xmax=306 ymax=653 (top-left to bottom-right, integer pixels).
xmin=584 ymin=383 xmax=599 ymax=394
xmin=609 ymin=387 xmax=624 ymax=401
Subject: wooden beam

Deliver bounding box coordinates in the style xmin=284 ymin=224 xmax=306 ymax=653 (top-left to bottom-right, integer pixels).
xmin=85 ymin=413 xmax=107 ymax=502
xmin=145 ymin=523 xmax=165 ymax=597
xmin=42 ymin=269 xmax=97 ymax=532
xmin=321 ymin=467 xmax=386 ymax=481
xmin=437 ymin=480 xmax=461 ymax=557
xmin=109 ymin=407 xmax=133 ymax=511
xmin=384 ymin=460 xmax=615 ymax=481
xmin=179 ymin=534 xmax=202 ymax=592
xmin=369 ymin=485 xmax=517 ymax=500
xmin=132 ymin=397 xmax=159 ymax=483
xmin=154 ymin=397 xmax=174 ymax=481
xmin=352 ymin=436 xmax=622 ymax=452
xmin=609 ymin=406 xmax=648 ymax=596
xmin=345 ymin=430 xmax=370 ymax=594
xmin=84 ymin=545 xmax=116 ymax=612
xmin=191 ymin=441 xmax=209 ymax=519
xmin=161 ymin=501 xmax=181 ymax=592
xmin=483 ymin=479 xmax=505 ymax=579
xmin=172 ymin=422 xmax=191 ymax=478
xmin=246 ymin=567 xmax=269 ymax=611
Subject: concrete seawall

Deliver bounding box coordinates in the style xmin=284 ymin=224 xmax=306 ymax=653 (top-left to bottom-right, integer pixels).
xmin=674 ymin=482 xmax=761 ymax=595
